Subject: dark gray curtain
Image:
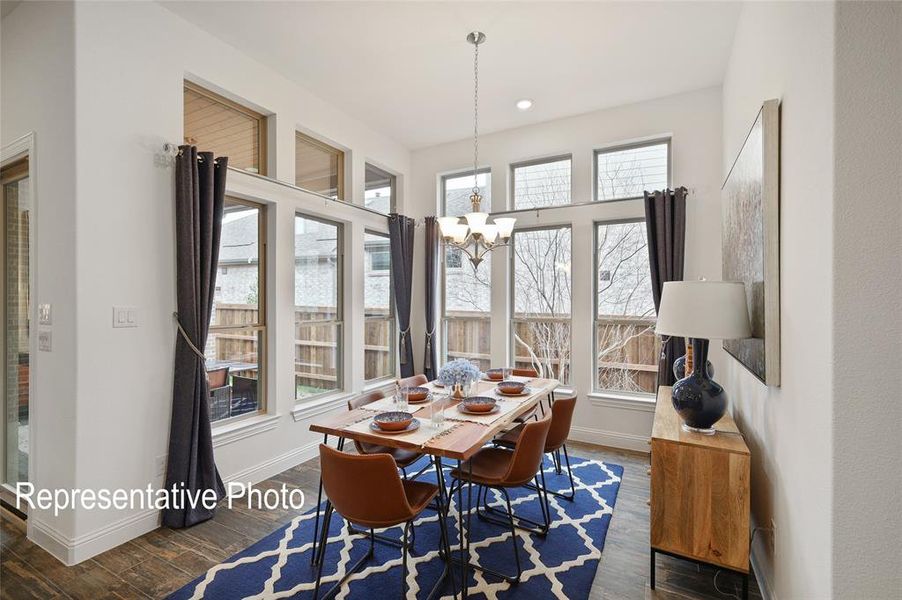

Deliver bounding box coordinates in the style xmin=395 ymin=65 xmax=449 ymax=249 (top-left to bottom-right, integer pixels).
xmin=163 ymin=146 xmax=227 ymax=528
xmin=644 ymin=187 xmax=687 ymax=387
xmin=423 ymin=217 xmax=439 ymax=380
xmin=389 ymin=214 xmax=415 ymax=377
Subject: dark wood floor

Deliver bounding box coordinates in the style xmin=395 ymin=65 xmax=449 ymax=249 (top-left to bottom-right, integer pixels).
xmin=0 ymin=441 xmax=760 ymax=600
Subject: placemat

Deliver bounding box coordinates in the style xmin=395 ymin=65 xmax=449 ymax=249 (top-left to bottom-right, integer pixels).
xmin=342 ymin=415 xmax=458 ymax=446
xmin=443 ymin=399 xmax=524 ymax=426
xmin=358 ymin=397 xmax=427 ymax=414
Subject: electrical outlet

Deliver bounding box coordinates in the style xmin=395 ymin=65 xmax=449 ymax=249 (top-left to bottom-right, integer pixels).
xmin=156 ymin=455 xmax=167 ymax=477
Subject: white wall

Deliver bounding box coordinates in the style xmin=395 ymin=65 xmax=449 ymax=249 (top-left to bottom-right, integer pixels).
xmin=722 ymin=3 xmax=836 ymax=598
xmin=408 ymin=87 xmax=724 ymax=451
xmin=0 ymin=0 xmax=80 ymax=556
xmin=831 ymin=2 xmax=902 ymax=597
xmin=4 ymin=0 xmax=410 ymax=563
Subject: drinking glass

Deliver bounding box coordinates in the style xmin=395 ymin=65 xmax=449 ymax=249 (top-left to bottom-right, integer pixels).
xmin=430 ymin=394 xmax=445 ymax=428
xmin=502 ymin=367 xmax=512 ymax=380
xmin=397 ymin=388 xmax=409 ymax=412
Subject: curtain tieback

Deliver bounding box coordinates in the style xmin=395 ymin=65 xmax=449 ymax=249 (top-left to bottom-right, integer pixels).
xmin=423 ymin=329 xmax=436 ymax=369
xmin=173 ymin=312 xmax=207 ymax=362
xmin=398 ymin=326 xmax=411 ymax=364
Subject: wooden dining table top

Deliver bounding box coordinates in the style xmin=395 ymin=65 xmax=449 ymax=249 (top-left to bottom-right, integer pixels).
xmin=309 ymin=378 xmax=559 ymax=461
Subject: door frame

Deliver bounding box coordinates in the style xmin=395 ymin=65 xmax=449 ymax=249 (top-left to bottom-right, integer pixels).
xmin=0 ymin=132 xmax=37 ymax=513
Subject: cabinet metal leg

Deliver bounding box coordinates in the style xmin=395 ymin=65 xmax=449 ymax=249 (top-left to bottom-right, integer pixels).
xmin=650 ymin=548 xmax=656 ymax=589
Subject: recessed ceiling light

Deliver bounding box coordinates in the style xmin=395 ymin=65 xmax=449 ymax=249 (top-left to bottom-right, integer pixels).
xmin=516 ymin=99 xmax=533 ymax=111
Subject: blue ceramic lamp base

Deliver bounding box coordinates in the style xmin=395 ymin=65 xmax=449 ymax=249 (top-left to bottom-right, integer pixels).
xmin=671 ymin=338 xmax=727 ymax=435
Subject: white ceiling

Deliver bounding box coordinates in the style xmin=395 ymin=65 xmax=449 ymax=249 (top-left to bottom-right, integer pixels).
xmin=161 ymin=1 xmax=742 ymax=150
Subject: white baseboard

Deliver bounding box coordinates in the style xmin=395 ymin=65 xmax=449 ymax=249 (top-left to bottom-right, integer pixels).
xmin=569 ymin=425 xmax=651 ymax=453
xmin=750 ymin=536 xmax=776 ymax=600
xmin=44 ymin=440 xmax=321 ymax=566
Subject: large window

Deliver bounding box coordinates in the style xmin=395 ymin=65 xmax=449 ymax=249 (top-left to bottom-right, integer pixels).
xmin=296 ymin=132 xmax=344 ymax=200
xmin=207 ymin=198 xmax=266 ymax=423
xmin=511 ymin=226 xmax=572 ymax=384
xmin=364 ymin=164 xmax=396 ymax=214
xmin=441 ymin=170 xmax=491 ymax=371
xmin=511 ymin=155 xmax=571 ymax=209
xmin=594 ymin=221 xmax=658 ymax=394
xmin=183 ymin=82 xmax=267 ymax=175
xmin=364 ymin=232 xmax=394 ymax=381
xmin=295 ymin=215 xmax=343 ymax=399
xmin=595 ymin=140 xmax=669 ymax=202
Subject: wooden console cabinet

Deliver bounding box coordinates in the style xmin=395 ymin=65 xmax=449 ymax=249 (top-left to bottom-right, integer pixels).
xmin=649 ymin=386 xmax=751 ymax=597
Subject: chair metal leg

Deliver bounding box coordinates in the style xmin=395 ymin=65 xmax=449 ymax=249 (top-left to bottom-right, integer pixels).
xmin=525 ymin=446 xmax=577 ymax=501
xmin=401 ymin=521 xmax=410 ymax=598
xmin=312 ymin=503 xmax=334 ymax=599
xmin=311 ymin=433 xmax=328 ymax=565
xmin=478 ymin=484 xmax=549 ymax=537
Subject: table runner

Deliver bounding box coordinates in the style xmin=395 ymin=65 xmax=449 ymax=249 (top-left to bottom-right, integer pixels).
xmin=342 ymin=414 xmax=459 ymax=446
xmin=442 ymin=398 xmax=525 ymax=426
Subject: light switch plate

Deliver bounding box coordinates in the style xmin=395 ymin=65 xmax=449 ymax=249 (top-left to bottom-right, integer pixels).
xmin=39 ymin=303 xmax=52 ymax=325
xmin=113 ymin=306 xmax=138 ymax=328
xmin=38 ymin=329 xmax=52 ymax=352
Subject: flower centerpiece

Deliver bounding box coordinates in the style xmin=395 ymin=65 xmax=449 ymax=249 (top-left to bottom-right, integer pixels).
xmin=437 ymin=359 xmax=482 ymax=398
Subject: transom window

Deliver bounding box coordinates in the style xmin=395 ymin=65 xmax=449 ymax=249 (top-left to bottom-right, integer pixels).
xmin=511 ymin=226 xmax=572 ymax=384
xmin=296 ymin=132 xmax=345 ymax=200
xmin=295 ymin=214 xmax=343 ymax=399
xmin=183 ymin=82 xmax=267 ymax=175
xmin=440 ymin=170 xmax=491 ymax=371
xmin=594 ymin=221 xmax=658 ymax=394
xmin=511 ymin=155 xmax=572 ymax=209
xmin=207 ymin=198 xmax=266 ymax=423
xmin=364 ymin=163 xmax=396 ymax=214
xmin=364 ymin=232 xmax=395 ymax=381
xmin=595 ymin=140 xmax=670 ymax=202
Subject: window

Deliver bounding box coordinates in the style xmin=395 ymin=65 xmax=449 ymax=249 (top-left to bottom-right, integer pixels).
xmin=364 ymin=232 xmax=395 ymax=381
xmin=183 ymin=82 xmax=267 ymax=175
xmin=595 ymin=140 xmax=670 ymax=202
xmin=207 ymin=198 xmax=266 ymax=423
xmin=594 ymin=221 xmax=658 ymax=394
xmin=365 ymin=163 xmax=396 ymax=214
xmin=511 ymin=226 xmax=572 ymax=384
xmin=511 ymin=155 xmax=571 ymax=209
xmin=295 ymin=215 xmax=343 ymax=399
xmin=441 ymin=170 xmax=491 ymax=371
xmin=296 ymin=132 xmax=344 ymax=200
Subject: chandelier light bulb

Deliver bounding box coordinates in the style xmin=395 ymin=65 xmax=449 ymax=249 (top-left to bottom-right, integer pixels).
xmin=482 ymin=224 xmax=499 ymax=243
xmin=494 ymin=217 xmax=516 ymax=239
xmin=438 ymin=216 xmax=461 ymax=237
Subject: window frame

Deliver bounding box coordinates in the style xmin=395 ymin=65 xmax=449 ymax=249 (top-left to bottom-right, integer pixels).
xmin=440 ymin=167 xmax=492 ymax=216
xmin=439 ymin=168 xmax=492 ymax=367
xmin=509 ymin=223 xmax=573 ymax=384
xmin=183 ymin=81 xmax=268 ymax=176
xmin=592 ymin=217 xmax=658 ymax=397
xmin=293 ymin=212 xmax=344 ymax=401
xmin=364 ymin=163 xmax=397 ymax=215
xmin=509 ymin=153 xmax=573 ymax=210
xmin=592 ymin=138 xmax=671 ymax=203
xmin=208 ymin=196 xmax=268 ymax=423
xmin=363 ymin=229 xmax=396 ymax=383
xmin=295 ymin=131 xmax=346 ymax=201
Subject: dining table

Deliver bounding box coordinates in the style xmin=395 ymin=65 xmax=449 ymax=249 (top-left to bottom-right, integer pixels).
xmin=307 ymin=376 xmax=559 ymax=599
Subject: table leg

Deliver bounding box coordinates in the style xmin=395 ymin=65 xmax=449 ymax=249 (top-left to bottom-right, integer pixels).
xmin=455 ymin=459 xmax=469 ymax=599
xmin=428 ymin=455 xmax=457 ymax=600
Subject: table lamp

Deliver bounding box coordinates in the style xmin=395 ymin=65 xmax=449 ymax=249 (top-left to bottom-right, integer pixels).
xmin=655 ymin=281 xmax=751 ymax=434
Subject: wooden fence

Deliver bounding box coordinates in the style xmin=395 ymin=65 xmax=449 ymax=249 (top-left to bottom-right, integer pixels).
xmin=214 ymin=305 xmax=657 ymax=393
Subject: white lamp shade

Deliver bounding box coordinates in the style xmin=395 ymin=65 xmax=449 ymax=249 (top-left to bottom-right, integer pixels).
xmin=494 ymin=217 xmax=516 ymax=239
xmin=481 ymin=224 xmax=498 ymax=243
xmin=655 ymin=281 xmax=751 ymax=340
xmin=437 ymin=216 xmax=460 ymax=237
xmin=465 ymin=212 xmax=488 ymax=235
xmin=450 ymin=223 xmax=469 ymax=243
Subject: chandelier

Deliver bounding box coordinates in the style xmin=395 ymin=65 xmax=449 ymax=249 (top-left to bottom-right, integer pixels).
xmin=437 ymin=31 xmax=516 ymax=268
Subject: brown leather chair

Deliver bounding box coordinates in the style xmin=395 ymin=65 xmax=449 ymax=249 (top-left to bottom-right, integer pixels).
xmin=448 ymin=413 xmax=552 ymax=583
xmin=346 ymin=391 xmax=423 ymax=475
xmin=495 ymin=393 xmax=578 ymax=501
xmin=314 ymin=445 xmax=452 ymax=600
xmin=512 ymin=367 xmax=539 ymax=378
xmin=397 ymin=373 xmax=428 ymax=389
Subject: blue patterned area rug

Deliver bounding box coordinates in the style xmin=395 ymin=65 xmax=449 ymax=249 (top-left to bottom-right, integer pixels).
xmin=169 ymin=454 xmax=622 ymax=599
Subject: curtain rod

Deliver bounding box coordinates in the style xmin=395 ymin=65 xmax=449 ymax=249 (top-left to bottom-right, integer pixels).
xmin=162 ymin=143 xmax=390 ymax=221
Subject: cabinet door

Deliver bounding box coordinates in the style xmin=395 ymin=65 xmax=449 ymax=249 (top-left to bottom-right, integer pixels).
xmin=650 ymin=440 xmax=750 ymax=571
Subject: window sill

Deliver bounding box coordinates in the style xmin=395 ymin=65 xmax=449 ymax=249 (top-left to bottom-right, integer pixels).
xmin=291 ymin=392 xmax=354 ymax=422
xmin=212 ymin=414 xmax=280 ymax=448
xmin=588 ymin=391 xmax=656 ymax=412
